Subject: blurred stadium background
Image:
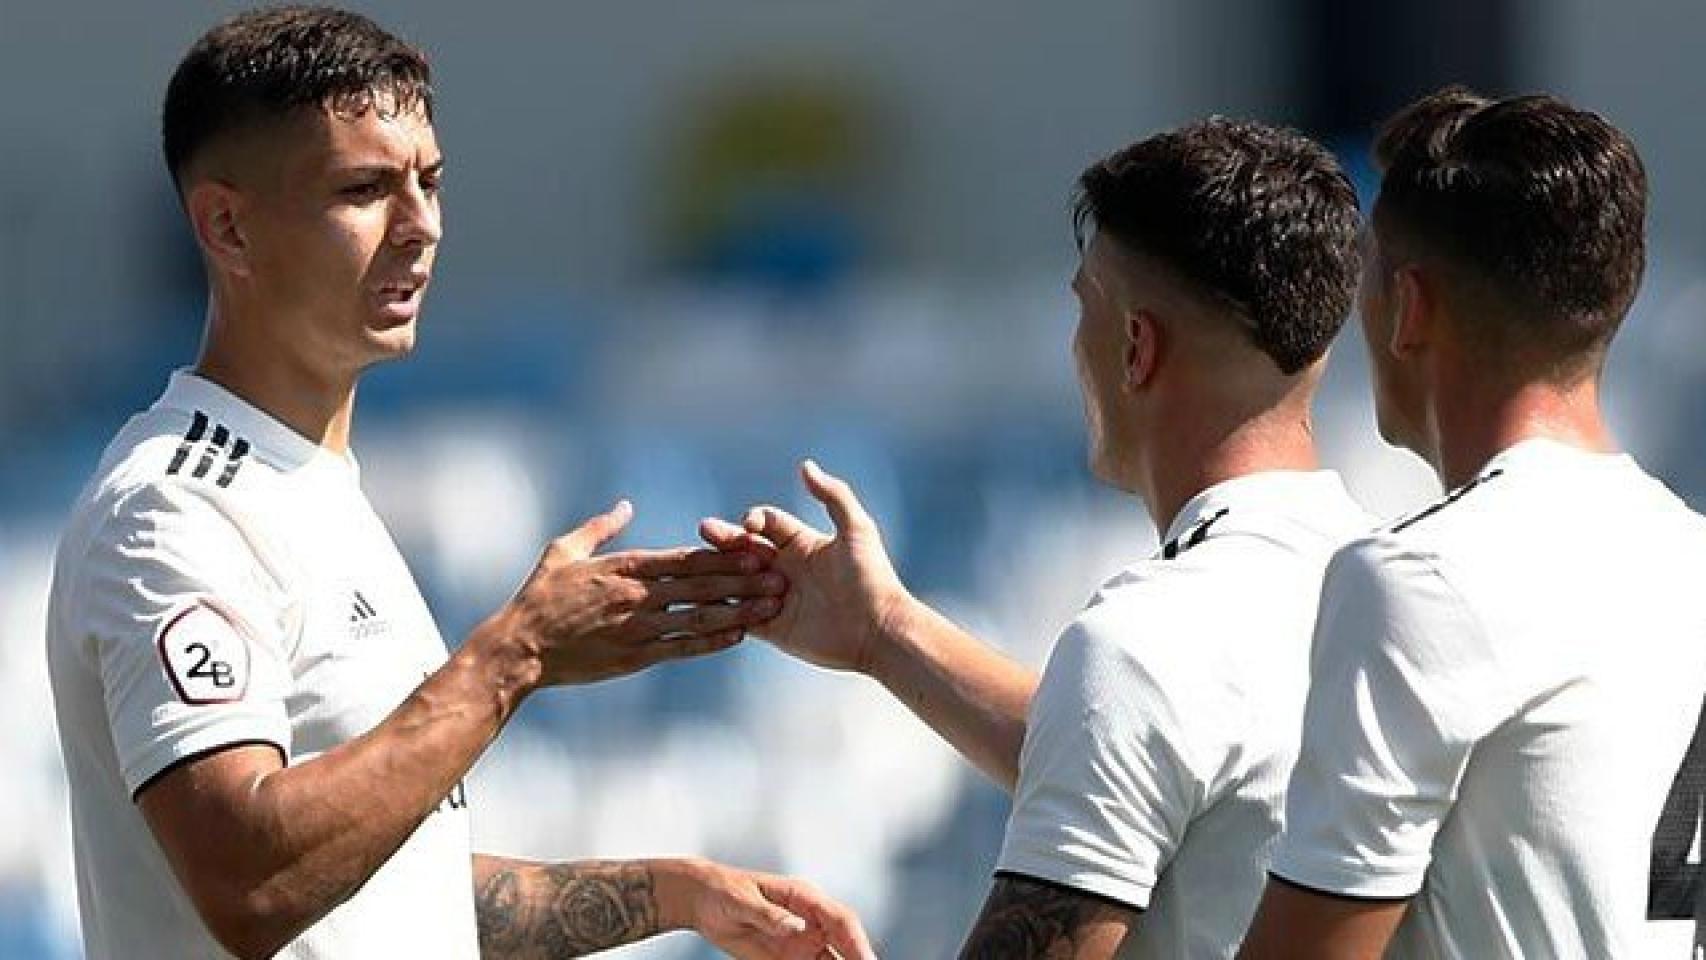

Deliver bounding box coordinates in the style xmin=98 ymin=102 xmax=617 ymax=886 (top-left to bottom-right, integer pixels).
xmin=2 ymin=0 xmax=1704 ymax=955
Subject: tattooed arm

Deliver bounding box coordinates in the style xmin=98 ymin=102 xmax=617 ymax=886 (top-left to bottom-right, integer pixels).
xmin=957 ymin=873 xmax=1137 ymax=960
xmin=473 ymin=854 xmax=877 ymax=960
xmin=474 ymin=856 xmax=660 ymax=957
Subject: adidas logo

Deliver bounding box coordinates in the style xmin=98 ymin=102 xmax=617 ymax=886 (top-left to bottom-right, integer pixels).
xmin=166 ymin=411 xmax=251 ymax=488
xmin=348 ymin=590 xmax=391 ymax=641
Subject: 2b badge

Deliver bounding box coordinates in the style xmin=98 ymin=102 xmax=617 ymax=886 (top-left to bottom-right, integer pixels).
xmin=156 ymin=600 xmax=252 ymax=704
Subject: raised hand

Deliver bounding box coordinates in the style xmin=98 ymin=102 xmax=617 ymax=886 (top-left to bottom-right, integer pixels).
xmin=704 ymin=462 xmax=1037 ymax=789
xmin=491 ymin=500 xmax=787 ymax=686
xmin=700 ymin=460 xmax=910 ymax=676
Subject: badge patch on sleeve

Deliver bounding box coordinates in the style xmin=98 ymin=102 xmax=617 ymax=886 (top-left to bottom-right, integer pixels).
xmin=156 ymin=600 xmax=252 ymax=704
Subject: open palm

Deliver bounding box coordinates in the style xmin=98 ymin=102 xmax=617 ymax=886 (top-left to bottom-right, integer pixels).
xmin=701 ymin=460 xmax=908 ymax=675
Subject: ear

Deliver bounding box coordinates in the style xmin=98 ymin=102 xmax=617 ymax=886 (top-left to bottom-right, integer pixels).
xmin=185 ymin=180 xmax=251 ymax=279
xmin=1123 ymin=308 xmax=1161 ymax=391
xmin=1389 ymin=265 xmax=1432 ymax=357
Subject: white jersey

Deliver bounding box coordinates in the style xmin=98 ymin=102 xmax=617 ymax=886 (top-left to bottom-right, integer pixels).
xmin=1272 ymin=438 xmax=1706 ymax=959
xmin=996 ymin=471 xmax=1371 ymax=958
xmin=46 ymin=371 xmax=478 ymax=960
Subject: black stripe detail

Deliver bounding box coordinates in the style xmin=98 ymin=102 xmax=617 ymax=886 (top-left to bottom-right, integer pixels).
xmin=131 ymin=739 xmax=287 ymax=802
xmin=1390 ymin=468 xmax=1505 ymax=534
xmin=1649 ymin=698 xmax=1706 ymax=919
xmin=1162 ymin=507 xmax=1230 ymax=560
xmin=1267 ymin=871 xmax=1417 ymax=904
xmin=192 ymin=424 xmax=230 ymax=479
xmin=356 ymin=591 xmax=376 ymax=618
xmin=166 ymin=411 xmax=209 ymax=476
xmin=216 ymin=437 xmax=250 ymax=488
xmin=991 ymin=869 xmax=1146 ymax=915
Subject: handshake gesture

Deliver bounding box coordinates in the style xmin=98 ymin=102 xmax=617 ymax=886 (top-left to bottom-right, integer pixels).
xmin=489 ymin=460 xmax=915 ymax=696
xmin=696 ymin=460 xmax=914 ymax=679
xmin=480 ymin=458 xmax=1021 ymax=960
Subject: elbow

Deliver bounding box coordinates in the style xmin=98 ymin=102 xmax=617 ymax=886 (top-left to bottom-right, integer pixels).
xmin=195 ymin=886 xmax=312 ymax=960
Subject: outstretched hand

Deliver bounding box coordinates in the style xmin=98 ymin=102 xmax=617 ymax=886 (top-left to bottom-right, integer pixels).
xmin=699 ymin=460 xmax=909 ymax=676
xmin=494 ymin=500 xmax=787 ymax=687
xmin=668 ymin=859 xmax=877 ymax=960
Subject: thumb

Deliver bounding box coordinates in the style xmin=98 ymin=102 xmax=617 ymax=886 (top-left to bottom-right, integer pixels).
xmin=556 ymin=499 xmax=633 ymax=560
xmin=800 ymin=460 xmax=871 ymax=536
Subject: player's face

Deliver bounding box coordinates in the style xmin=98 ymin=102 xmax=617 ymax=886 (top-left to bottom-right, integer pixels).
xmin=1358 ymin=223 xmax=1422 ymax=453
xmin=242 ymin=102 xmax=442 ymax=377
xmin=1072 ymin=237 xmax=1130 ymax=487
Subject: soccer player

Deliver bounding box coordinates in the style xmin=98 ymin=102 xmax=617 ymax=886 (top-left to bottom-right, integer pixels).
xmin=1237 ymin=87 xmax=1706 ymax=959
xmin=702 ymin=119 xmax=1368 ymax=957
xmin=44 ymin=8 xmax=874 ymax=960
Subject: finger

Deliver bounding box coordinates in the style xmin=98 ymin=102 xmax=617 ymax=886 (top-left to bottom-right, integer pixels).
xmin=743 ymin=504 xmax=819 ymax=552
xmin=799 ymin=461 xmax=872 ymax=537
xmin=555 ymin=499 xmax=633 ymax=560
xmin=632 ymin=596 xmax=781 ymax=639
xmin=733 ymin=893 xmax=811 ymax=940
xmin=627 ymin=627 xmax=745 ymax=669
xmin=815 ymin=907 xmax=875 ymax=960
xmin=643 ymin=571 xmax=786 ymax=609
xmin=700 ymin=517 xmax=781 ymax=561
xmin=757 ymin=876 xmax=876 ymax=960
xmin=611 ymin=545 xmax=763 ymax=578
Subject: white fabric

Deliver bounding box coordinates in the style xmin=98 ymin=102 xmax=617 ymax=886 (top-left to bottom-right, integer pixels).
xmin=996 ymin=471 xmax=1371 ymax=958
xmin=47 ymin=371 xmax=478 ymax=959
xmin=1273 ymin=438 xmax=1706 ymax=959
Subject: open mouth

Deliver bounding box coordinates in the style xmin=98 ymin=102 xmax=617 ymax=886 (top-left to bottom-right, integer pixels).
xmin=373 ymin=272 xmax=430 ymax=311
xmin=376 ymin=276 xmax=427 ymax=301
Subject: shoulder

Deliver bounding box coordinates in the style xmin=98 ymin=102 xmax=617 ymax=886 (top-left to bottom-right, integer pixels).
xmin=68 ymin=409 xmax=290 ymax=594
xmin=1312 ymin=532 xmax=1490 ymax=682
xmin=1045 ymin=563 xmax=1225 ymax=724
xmin=1380 ymin=468 xmax=1508 ymax=542
xmin=1076 ymin=560 xmax=1207 ymax=654
xmin=78 ymin=406 xmax=261 ymax=511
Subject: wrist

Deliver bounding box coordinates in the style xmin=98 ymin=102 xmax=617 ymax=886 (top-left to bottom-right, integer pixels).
xmin=864 ymin=585 xmax=921 ymax=684
xmin=461 ymin=608 xmax=545 ymax=721
xmin=647 ymin=857 xmax=707 ymax=933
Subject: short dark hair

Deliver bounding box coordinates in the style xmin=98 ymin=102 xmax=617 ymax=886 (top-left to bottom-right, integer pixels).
xmin=1373 ymin=86 xmax=1646 ymax=365
xmin=1072 ymin=118 xmax=1361 ymax=375
xmin=162 ymin=5 xmax=433 ymax=191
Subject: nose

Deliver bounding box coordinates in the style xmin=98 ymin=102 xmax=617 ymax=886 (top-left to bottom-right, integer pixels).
xmin=390 ymin=180 xmax=442 ymax=249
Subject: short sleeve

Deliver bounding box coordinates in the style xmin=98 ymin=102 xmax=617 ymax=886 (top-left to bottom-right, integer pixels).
xmin=70 ymin=481 xmax=296 ymax=796
xmin=1271 ymin=538 xmax=1502 ymax=898
xmin=995 ymin=608 xmax=1202 ymax=910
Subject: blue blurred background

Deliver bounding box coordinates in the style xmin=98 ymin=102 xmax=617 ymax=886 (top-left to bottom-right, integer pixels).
xmin=3 ymin=1 xmax=1705 ymax=956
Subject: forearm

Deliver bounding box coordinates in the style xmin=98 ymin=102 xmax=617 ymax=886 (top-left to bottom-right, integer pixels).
xmin=163 ymin=621 xmax=535 ymax=956
xmin=870 ymin=595 xmax=1037 ymax=790
xmin=474 ymin=854 xmax=691 ymax=958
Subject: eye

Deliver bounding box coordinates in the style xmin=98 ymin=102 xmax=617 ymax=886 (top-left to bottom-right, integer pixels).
xmin=419 ymin=171 xmax=443 ymax=196
xmin=340 ymin=181 xmax=383 ymax=202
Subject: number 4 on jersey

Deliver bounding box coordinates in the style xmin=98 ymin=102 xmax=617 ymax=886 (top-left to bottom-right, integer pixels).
xmin=1651 ymin=698 xmax=1706 ymax=945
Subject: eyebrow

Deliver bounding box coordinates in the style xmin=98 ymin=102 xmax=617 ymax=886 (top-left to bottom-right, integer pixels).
xmin=334 ymin=158 xmax=444 ymax=179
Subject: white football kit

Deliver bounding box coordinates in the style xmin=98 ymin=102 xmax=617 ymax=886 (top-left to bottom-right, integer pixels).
xmin=1272 ymin=438 xmax=1706 ymax=958
xmin=995 ymin=470 xmax=1371 ymax=958
xmin=46 ymin=371 xmax=478 ymax=959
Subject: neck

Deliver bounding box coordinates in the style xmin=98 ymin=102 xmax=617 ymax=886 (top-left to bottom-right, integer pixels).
xmin=1430 ymin=374 xmax=1615 ymax=488
xmin=194 ymin=301 xmax=359 ymax=454
xmin=1138 ymin=402 xmax=1321 ymax=535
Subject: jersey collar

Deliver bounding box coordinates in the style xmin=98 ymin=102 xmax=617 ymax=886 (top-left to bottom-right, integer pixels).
xmin=154 ymin=369 xmax=358 ymax=477
xmin=1161 ymin=470 xmax=1352 ymax=556
xmin=1480 ymin=436 xmax=1632 ymax=478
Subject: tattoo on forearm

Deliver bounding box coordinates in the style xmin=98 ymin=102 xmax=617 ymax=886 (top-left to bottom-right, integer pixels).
xmin=476 ymin=860 xmax=660 ymax=959
xmin=958 ymin=875 xmax=1114 ymax=959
